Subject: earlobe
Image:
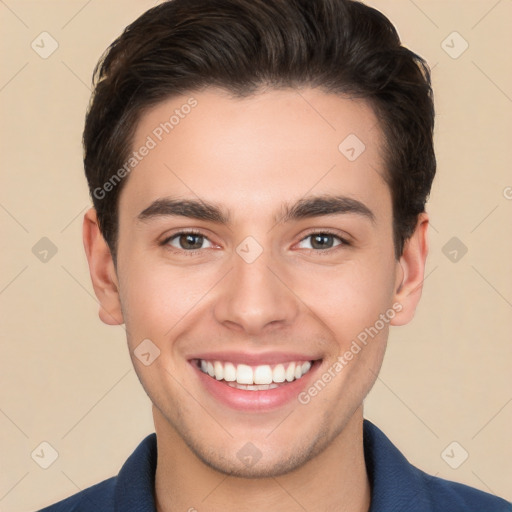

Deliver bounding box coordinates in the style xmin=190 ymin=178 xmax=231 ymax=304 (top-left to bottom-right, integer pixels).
xmin=390 ymin=213 xmax=429 ymax=326
xmin=82 ymin=208 xmax=124 ymax=325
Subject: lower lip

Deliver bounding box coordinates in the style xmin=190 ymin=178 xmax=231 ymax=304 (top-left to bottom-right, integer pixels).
xmin=192 ymin=361 xmax=320 ymax=411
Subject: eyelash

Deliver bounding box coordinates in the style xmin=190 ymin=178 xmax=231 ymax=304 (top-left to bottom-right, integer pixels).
xmin=160 ymin=229 xmax=351 ymax=256
xmin=160 ymin=229 xmax=212 ymax=257
xmin=297 ymin=229 xmax=351 ymax=253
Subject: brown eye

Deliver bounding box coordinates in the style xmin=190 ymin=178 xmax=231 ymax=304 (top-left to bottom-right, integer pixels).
xmin=297 ymin=233 xmax=346 ymax=250
xmin=311 ymin=234 xmax=335 ymax=249
xmin=166 ymin=232 xmax=212 ymax=251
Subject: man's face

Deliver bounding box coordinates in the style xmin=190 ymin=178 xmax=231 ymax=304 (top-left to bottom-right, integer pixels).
xmin=114 ymin=88 xmax=401 ymax=476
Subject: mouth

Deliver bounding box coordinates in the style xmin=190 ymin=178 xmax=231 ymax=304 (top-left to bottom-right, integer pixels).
xmin=189 ymin=355 xmax=322 ymax=411
xmin=194 ymin=359 xmax=314 ymax=390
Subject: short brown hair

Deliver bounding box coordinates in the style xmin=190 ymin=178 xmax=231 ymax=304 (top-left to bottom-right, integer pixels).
xmin=83 ymin=0 xmax=435 ymax=260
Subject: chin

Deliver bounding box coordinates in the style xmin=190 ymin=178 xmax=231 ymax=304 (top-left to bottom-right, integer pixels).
xmin=187 ymin=430 xmax=331 ymax=479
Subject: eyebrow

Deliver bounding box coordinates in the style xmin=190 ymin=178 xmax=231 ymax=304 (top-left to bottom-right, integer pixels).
xmin=278 ymin=195 xmax=375 ymax=224
xmin=138 ymin=198 xmax=230 ymax=224
xmin=137 ymin=194 xmax=375 ymax=225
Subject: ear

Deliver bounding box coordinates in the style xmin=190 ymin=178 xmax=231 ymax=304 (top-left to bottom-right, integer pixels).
xmin=390 ymin=213 xmax=429 ymax=326
xmin=82 ymin=208 xmax=124 ymax=325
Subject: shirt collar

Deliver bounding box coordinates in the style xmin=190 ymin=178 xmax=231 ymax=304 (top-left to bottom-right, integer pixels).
xmin=115 ymin=431 xmax=158 ymax=511
xmin=113 ymin=419 xmax=432 ymax=511
xmin=363 ymin=419 xmax=433 ymax=512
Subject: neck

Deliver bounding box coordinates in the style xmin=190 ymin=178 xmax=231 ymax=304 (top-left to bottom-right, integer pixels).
xmin=153 ymin=406 xmax=371 ymax=512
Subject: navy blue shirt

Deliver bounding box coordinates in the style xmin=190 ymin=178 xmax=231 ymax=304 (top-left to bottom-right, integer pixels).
xmin=37 ymin=420 xmax=511 ymax=511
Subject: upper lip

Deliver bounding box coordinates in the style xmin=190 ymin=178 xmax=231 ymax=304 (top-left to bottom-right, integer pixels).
xmin=188 ymin=351 xmax=321 ymax=366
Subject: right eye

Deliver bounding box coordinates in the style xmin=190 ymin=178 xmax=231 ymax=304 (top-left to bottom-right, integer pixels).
xmin=163 ymin=231 xmax=214 ymax=252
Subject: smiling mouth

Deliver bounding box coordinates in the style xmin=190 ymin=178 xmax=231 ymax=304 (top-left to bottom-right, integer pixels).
xmin=194 ymin=358 xmax=317 ymax=391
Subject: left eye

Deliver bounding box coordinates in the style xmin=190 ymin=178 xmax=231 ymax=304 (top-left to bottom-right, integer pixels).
xmin=297 ymin=233 xmax=344 ymax=250
xmin=167 ymin=232 xmax=213 ymax=251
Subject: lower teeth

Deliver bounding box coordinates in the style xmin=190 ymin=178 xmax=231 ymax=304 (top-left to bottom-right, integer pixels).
xmin=226 ymin=382 xmax=281 ymax=390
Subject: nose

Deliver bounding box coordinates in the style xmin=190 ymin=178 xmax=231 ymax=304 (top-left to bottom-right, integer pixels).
xmin=213 ymin=245 xmax=300 ymax=335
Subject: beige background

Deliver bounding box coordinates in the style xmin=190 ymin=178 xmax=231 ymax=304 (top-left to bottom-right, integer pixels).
xmin=1 ymin=1 xmax=511 ymax=510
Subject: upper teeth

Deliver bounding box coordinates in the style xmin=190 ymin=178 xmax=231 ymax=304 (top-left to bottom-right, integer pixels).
xmin=199 ymin=360 xmax=312 ymax=385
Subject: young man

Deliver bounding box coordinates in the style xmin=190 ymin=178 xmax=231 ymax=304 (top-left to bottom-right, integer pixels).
xmin=39 ymin=0 xmax=511 ymax=510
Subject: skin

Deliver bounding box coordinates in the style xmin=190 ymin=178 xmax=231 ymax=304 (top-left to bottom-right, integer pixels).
xmin=83 ymin=87 xmax=429 ymax=512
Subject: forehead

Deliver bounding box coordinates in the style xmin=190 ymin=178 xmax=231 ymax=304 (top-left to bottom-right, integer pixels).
xmin=120 ymin=87 xmax=389 ymax=220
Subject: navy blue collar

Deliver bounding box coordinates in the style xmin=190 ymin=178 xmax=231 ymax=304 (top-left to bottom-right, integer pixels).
xmin=113 ymin=420 xmax=422 ymax=511
xmin=114 ymin=429 xmax=158 ymax=511
xmin=110 ymin=419 xmax=508 ymax=512
xmin=363 ymin=419 xmax=433 ymax=511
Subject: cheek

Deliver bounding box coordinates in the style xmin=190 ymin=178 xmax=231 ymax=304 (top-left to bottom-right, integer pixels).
xmin=289 ymin=253 xmax=397 ymax=342
xmin=117 ymin=256 xmax=214 ymax=345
